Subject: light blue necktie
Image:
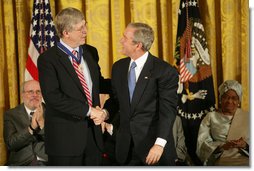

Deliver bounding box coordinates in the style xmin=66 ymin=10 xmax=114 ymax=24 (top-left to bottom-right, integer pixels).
xmin=128 ymin=62 xmax=137 ymax=101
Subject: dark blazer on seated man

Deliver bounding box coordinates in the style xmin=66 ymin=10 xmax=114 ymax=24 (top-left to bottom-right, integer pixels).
xmin=4 ymin=80 xmax=47 ymax=166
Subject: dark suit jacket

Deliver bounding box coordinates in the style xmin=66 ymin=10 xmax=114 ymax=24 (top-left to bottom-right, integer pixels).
xmin=3 ymin=103 xmax=47 ymax=166
xmin=104 ymin=53 xmax=179 ymax=165
xmin=37 ymin=44 xmax=108 ymax=157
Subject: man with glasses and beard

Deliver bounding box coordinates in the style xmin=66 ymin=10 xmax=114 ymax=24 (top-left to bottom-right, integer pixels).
xmin=4 ymin=80 xmax=47 ymax=166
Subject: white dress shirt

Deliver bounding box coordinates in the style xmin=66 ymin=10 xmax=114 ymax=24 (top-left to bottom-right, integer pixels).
xmin=60 ymin=39 xmax=92 ymax=116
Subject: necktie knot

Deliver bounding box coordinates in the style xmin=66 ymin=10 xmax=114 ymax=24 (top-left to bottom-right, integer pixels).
xmin=72 ymin=50 xmax=82 ymax=64
xmin=72 ymin=50 xmax=77 ymax=56
xmin=130 ymin=62 xmax=137 ymax=69
xmin=30 ymin=111 xmax=34 ymax=116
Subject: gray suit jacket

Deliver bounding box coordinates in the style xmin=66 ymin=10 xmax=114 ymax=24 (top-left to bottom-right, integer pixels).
xmin=3 ymin=103 xmax=47 ymax=165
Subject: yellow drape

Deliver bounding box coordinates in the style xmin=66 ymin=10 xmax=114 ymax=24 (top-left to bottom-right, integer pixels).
xmin=0 ymin=0 xmax=249 ymax=165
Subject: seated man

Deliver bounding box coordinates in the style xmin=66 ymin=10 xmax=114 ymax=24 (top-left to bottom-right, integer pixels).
xmin=196 ymin=80 xmax=249 ymax=166
xmin=4 ymin=80 xmax=47 ymax=166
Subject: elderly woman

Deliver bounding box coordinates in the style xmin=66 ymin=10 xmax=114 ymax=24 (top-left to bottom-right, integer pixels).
xmin=196 ymin=80 xmax=249 ymax=166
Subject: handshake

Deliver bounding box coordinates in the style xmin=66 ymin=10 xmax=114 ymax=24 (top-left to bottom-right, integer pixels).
xmin=90 ymin=106 xmax=108 ymax=125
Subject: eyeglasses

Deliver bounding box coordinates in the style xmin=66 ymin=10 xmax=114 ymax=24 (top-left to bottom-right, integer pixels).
xmin=24 ymin=90 xmax=41 ymax=95
xmin=221 ymin=94 xmax=239 ymax=102
xmin=74 ymin=22 xmax=87 ymax=33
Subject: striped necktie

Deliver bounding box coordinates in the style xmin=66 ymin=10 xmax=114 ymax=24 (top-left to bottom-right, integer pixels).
xmin=72 ymin=50 xmax=93 ymax=106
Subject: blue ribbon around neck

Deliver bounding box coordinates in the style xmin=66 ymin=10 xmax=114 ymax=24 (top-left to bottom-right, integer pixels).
xmin=57 ymin=42 xmax=83 ymax=64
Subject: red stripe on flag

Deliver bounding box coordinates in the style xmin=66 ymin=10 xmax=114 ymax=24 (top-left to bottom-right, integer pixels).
xmin=25 ymin=0 xmax=56 ymax=81
xmin=179 ymin=59 xmax=193 ymax=83
xmin=26 ymin=55 xmax=38 ymax=81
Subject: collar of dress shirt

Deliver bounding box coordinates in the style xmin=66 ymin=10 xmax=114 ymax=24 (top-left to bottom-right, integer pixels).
xmin=60 ymin=39 xmax=79 ymax=53
xmin=24 ymin=105 xmax=37 ymax=117
xmin=129 ymin=51 xmax=148 ymax=71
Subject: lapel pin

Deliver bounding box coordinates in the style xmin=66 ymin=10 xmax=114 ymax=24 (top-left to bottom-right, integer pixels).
xmin=144 ymin=76 xmax=148 ymax=79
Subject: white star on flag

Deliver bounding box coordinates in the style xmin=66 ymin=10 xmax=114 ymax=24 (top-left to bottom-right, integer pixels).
xmin=25 ymin=0 xmax=57 ymax=81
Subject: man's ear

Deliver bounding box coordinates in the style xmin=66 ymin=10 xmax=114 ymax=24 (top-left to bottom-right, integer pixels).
xmin=62 ymin=30 xmax=69 ymax=37
xmin=136 ymin=42 xmax=143 ymax=50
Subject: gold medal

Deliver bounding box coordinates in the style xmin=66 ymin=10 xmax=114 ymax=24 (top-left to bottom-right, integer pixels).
xmin=78 ymin=65 xmax=83 ymax=72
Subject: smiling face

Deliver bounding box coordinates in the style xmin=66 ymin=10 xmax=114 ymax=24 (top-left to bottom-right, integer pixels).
xmin=55 ymin=8 xmax=87 ymax=48
xmin=120 ymin=26 xmax=139 ymax=58
xmin=22 ymin=80 xmax=42 ymax=111
xmin=63 ymin=20 xmax=87 ymax=48
xmin=119 ymin=23 xmax=154 ymax=60
xmin=221 ymin=89 xmax=240 ymax=115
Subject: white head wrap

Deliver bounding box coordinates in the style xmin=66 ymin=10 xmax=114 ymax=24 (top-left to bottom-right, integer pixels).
xmin=218 ymin=80 xmax=242 ymax=102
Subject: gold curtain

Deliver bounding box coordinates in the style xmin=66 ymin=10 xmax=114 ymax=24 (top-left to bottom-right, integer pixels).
xmin=0 ymin=0 xmax=249 ymax=165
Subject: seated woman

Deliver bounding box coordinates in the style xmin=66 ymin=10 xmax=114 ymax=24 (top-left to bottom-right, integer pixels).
xmin=196 ymin=80 xmax=249 ymax=166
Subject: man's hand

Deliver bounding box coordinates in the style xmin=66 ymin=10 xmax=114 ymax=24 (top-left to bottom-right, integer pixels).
xmin=145 ymin=144 xmax=164 ymax=165
xmin=90 ymin=106 xmax=107 ymax=125
xmin=34 ymin=103 xmax=44 ymax=129
xmin=101 ymin=122 xmax=106 ymax=133
xmin=105 ymin=122 xmax=112 ymax=134
xmin=29 ymin=115 xmax=38 ymax=134
xmin=101 ymin=122 xmax=113 ymax=134
xmin=29 ymin=109 xmax=39 ymax=134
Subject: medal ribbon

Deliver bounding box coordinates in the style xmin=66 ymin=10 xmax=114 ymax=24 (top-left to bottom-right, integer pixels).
xmin=57 ymin=42 xmax=83 ymax=64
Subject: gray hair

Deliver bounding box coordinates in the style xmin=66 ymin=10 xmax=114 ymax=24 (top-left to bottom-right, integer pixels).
xmin=218 ymin=80 xmax=242 ymax=102
xmin=54 ymin=7 xmax=85 ymax=38
xmin=127 ymin=22 xmax=154 ymax=51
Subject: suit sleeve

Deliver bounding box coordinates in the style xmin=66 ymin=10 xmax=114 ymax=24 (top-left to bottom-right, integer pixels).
xmin=157 ymin=66 xmax=178 ymax=139
xmin=4 ymin=111 xmax=35 ymax=151
xmin=103 ymin=63 xmax=120 ymax=120
xmin=88 ymin=45 xmax=112 ymax=94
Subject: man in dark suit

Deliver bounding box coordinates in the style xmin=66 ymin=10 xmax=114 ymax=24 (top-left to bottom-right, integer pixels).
xmin=37 ymin=7 xmax=110 ymax=166
xmin=103 ymin=22 xmax=179 ymax=165
xmin=4 ymin=80 xmax=47 ymax=166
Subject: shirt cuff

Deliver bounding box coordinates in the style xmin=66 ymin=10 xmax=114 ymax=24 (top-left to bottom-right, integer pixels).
xmin=86 ymin=106 xmax=91 ymax=117
xmin=155 ymin=137 xmax=167 ymax=148
xmin=107 ymin=124 xmax=113 ymax=135
xmin=102 ymin=109 xmax=109 ymax=120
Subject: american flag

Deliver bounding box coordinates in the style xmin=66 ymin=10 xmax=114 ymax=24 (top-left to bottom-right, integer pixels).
xmin=179 ymin=58 xmax=194 ymax=82
xmin=25 ymin=0 xmax=57 ymax=81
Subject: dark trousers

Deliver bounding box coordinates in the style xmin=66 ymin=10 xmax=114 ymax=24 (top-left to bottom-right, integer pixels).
xmin=122 ymin=139 xmax=176 ymax=166
xmin=101 ymin=132 xmax=118 ymax=166
xmin=48 ymin=127 xmax=102 ymax=166
xmin=124 ymin=140 xmax=144 ymax=166
xmin=29 ymin=157 xmax=47 ymax=166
